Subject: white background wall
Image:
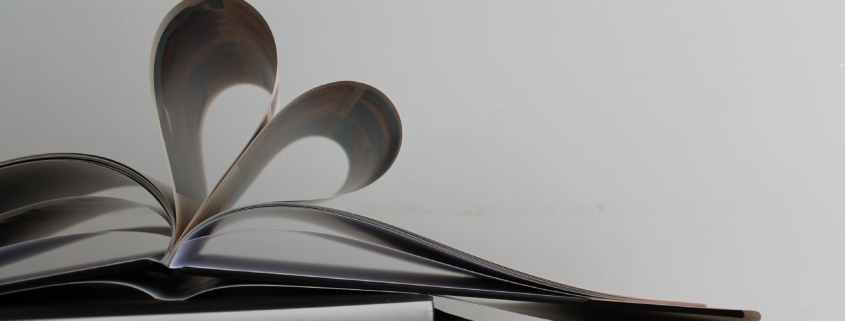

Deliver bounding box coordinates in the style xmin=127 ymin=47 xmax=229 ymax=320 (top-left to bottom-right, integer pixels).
xmin=1 ymin=1 xmax=843 ymax=320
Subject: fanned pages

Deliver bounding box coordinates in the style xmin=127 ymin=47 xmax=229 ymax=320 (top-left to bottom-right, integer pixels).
xmin=0 ymin=1 xmax=759 ymax=320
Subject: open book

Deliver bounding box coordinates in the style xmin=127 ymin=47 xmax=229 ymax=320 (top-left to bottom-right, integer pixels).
xmin=0 ymin=1 xmax=759 ymax=320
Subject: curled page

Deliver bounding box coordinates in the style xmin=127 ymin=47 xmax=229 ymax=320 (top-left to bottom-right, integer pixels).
xmin=152 ymin=0 xmax=279 ymax=235
xmin=0 ymin=196 xmax=169 ymax=247
xmin=152 ymin=0 xmax=402 ymax=239
xmin=187 ymin=82 xmax=401 ymax=234
xmin=175 ymin=203 xmax=692 ymax=306
xmin=0 ymin=154 xmax=175 ymax=229
xmin=0 ymin=231 xmax=169 ymax=288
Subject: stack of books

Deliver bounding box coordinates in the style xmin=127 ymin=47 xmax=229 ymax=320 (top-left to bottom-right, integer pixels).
xmin=0 ymin=1 xmax=758 ymax=320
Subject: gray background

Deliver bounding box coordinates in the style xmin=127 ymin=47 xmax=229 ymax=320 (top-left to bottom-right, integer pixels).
xmin=1 ymin=1 xmax=843 ymax=320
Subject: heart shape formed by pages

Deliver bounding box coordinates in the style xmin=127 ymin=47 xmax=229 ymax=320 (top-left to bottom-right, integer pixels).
xmin=151 ymin=0 xmax=402 ymax=238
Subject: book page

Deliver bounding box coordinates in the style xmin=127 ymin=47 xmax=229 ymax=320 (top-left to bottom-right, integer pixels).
xmin=0 ymin=155 xmax=174 ymax=289
xmin=150 ymin=1 xmax=402 ymax=243
xmin=174 ymin=203 xmax=704 ymax=306
xmin=0 ymin=232 xmax=167 ymax=287
xmin=173 ymin=229 xmax=553 ymax=297
xmin=171 ymin=204 xmax=569 ymax=299
xmin=0 ymin=196 xmax=169 ymax=248
xmin=151 ymin=0 xmax=278 ymax=236
xmin=0 ymin=154 xmax=174 ymax=225
xmin=184 ymin=83 xmax=401 ymax=236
